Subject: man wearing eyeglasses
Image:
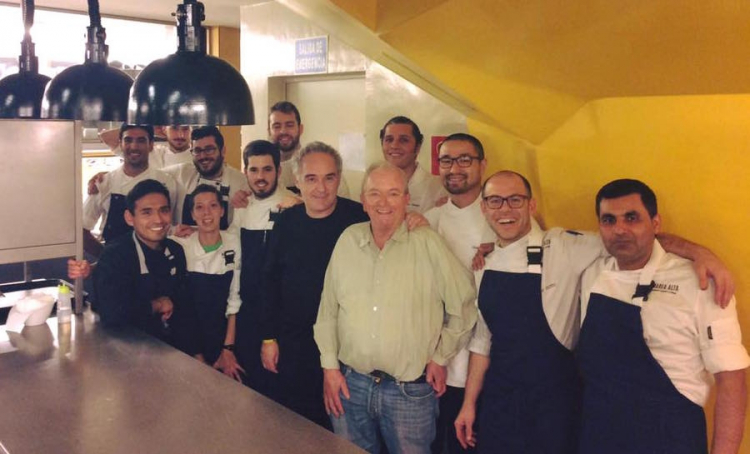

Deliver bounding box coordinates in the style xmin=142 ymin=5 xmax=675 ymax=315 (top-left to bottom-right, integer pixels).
xmin=164 ymin=126 xmax=249 ymax=236
xmin=424 ymin=133 xmax=495 ymax=454
xmin=454 ymin=171 xmax=736 ymax=454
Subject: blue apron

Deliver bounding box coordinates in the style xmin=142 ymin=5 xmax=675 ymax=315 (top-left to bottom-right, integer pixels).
xmin=576 ymin=264 xmax=707 ymax=454
xmin=477 ymin=232 xmax=580 ymax=454
xmin=189 ymin=270 xmax=233 ymax=364
xmin=102 ymin=193 xmax=131 ymax=242
xmin=181 ymin=184 xmax=231 ymax=230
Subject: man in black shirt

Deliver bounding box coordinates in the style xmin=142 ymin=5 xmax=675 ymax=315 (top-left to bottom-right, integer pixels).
xmin=93 ymin=179 xmax=198 ymax=355
xmin=260 ymin=142 xmax=368 ymax=429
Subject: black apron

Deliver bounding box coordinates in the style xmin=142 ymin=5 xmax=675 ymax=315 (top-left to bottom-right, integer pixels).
xmin=477 ymin=232 xmax=581 ymax=454
xmin=576 ymin=263 xmax=707 ymax=454
xmin=131 ymin=233 xmax=190 ymax=351
xmin=236 ymin=211 xmax=281 ymax=397
xmin=189 ymin=270 xmax=233 ymax=364
xmin=102 ymin=193 xmax=131 ymax=242
xmin=181 ymin=184 xmax=231 ymax=230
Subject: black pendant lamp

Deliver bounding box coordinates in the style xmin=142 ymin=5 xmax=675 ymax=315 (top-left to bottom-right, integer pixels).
xmin=42 ymin=0 xmax=133 ymax=121
xmin=128 ymin=0 xmax=254 ymax=126
xmin=0 ymin=0 xmax=51 ymax=118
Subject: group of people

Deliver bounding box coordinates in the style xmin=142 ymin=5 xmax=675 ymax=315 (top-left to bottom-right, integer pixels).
xmin=68 ymin=100 xmax=748 ymax=454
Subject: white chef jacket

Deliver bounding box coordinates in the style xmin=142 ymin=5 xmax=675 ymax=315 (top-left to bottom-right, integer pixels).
xmin=425 ymin=195 xmax=496 ymax=387
xmin=407 ymin=163 xmax=448 ymax=214
xmin=163 ymin=163 xmax=249 ymax=226
xmin=470 ymin=223 xmax=605 ymax=355
xmin=82 ymin=166 xmax=178 ymax=233
xmin=581 ymin=240 xmax=750 ymax=406
xmin=229 ymin=187 xmax=296 ymax=232
xmin=171 ymin=231 xmax=242 ymax=316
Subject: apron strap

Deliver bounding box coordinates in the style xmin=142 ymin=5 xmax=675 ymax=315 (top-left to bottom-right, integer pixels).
xmin=526 ymin=228 xmax=544 ymax=274
xmin=133 ymin=232 xmax=149 ymax=275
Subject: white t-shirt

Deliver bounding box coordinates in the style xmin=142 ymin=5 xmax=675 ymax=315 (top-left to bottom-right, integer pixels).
xmin=581 ymin=240 xmax=750 ymax=406
xmin=171 ymin=231 xmax=243 ymax=316
xmin=163 ymin=163 xmax=249 ymax=227
xmin=149 ymin=142 xmax=193 ymax=169
xmin=82 ymin=166 xmax=178 ymax=233
xmin=408 ymin=163 xmax=448 ymax=214
xmin=425 ymin=195 xmax=495 ymax=387
xmin=470 ymin=223 xmax=606 ymax=356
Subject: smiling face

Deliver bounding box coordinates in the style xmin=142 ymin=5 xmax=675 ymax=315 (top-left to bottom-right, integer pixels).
xmin=297 ymin=151 xmax=340 ymax=218
xmin=164 ymin=125 xmax=191 ymax=152
xmin=191 ymin=191 xmax=224 ymax=235
xmin=381 ymin=123 xmax=420 ymax=172
xmin=191 ymin=136 xmax=225 ymax=178
xmin=245 ymin=154 xmax=279 ymax=199
xmin=268 ymin=111 xmax=303 ymax=153
xmin=438 ymin=139 xmax=486 ymax=196
xmin=481 ymin=172 xmax=536 ymax=247
xmin=598 ymin=193 xmax=660 ymax=270
xmin=125 ymin=192 xmax=172 ymax=250
xmin=121 ymin=128 xmax=153 ymax=170
xmin=361 ymin=166 xmax=410 ymax=234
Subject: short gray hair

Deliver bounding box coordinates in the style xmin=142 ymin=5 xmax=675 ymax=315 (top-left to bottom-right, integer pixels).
xmin=361 ymin=161 xmax=409 ymax=195
xmin=293 ymin=141 xmax=343 ymax=177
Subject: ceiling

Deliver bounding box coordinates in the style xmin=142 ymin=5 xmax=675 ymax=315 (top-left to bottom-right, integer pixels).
xmin=2 ymin=0 xmax=258 ymax=26
xmin=9 ymin=0 xmax=750 ymax=144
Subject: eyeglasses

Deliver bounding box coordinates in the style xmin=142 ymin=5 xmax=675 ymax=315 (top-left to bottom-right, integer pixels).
xmin=437 ymin=155 xmax=481 ymax=169
xmin=482 ymin=194 xmax=529 ymax=209
xmin=192 ymin=146 xmax=218 ymax=156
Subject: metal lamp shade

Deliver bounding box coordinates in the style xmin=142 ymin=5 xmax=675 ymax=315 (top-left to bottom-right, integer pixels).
xmin=0 ymin=72 xmax=50 ymax=119
xmin=128 ymin=51 xmax=254 ymax=126
xmin=43 ymin=62 xmax=133 ymax=121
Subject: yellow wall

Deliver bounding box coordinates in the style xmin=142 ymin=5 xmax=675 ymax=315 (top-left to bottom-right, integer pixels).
xmin=490 ymin=94 xmax=749 ymax=450
xmin=209 ymin=26 xmax=243 ymax=170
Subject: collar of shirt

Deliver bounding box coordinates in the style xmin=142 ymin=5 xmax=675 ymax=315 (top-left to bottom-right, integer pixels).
xmin=356 ymin=221 xmax=409 ymax=250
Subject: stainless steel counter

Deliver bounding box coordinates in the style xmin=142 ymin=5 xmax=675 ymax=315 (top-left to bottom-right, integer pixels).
xmin=0 ymin=312 xmax=364 ymax=454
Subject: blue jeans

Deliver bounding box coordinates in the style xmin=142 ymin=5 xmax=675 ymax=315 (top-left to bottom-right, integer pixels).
xmin=331 ymin=366 xmax=438 ymax=454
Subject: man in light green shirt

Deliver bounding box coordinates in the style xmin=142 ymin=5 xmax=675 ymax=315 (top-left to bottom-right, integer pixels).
xmin=314 ymin=162 xmax=477 ymax=454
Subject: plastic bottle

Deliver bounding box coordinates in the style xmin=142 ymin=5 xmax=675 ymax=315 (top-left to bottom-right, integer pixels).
xmin=57 ymin=284 xmax=72 ymax=324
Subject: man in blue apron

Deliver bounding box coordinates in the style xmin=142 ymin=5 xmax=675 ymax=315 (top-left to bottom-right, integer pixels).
xmin=82 ymin=124 xmax=177 ymax=258
xmin=577 ymin=179 xmax=749 ymax=454
xmin=231 ymin=140 xmax=296 ymax=397
xmin=455 ymin=171 xmax=736 ymax=454
xmin=424 ymin=133 xmax=494 ymax=454
xmin=93 ymin=179 xmax=198 ymax=356
xmin=165 ymin=126 xmax=249 ymax=236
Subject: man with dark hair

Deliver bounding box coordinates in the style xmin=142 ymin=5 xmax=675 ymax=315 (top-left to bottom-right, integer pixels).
xmin=93 ymin=179 xmax=198 ymax=355
xmin=267 ymin=101 xmax=350 ymax=197
xmin=83 ymin=124 xmax=177 ymax=257
xmin=424 ymin=133 xmax=493 ymax=454
xmin=98 ymin=125 xmax=193 ymax=169
xmin=380 ymin=115 xmax=447 ymax=213
xmin=259 ymin=141 xmax=367 ymax=428
xmin=231 ymin=140 xmax=297 ymax=396
xmin=455 ymin=171 xmax=735 ymax=454
xmin=577 ymin=179 xmax=749 ymax=454
xmin=165 ymin=126 xmax=248 ymax=235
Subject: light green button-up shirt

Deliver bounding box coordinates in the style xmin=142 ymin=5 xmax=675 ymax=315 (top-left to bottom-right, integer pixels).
xmin=314 ymin=221 xmax=477 ymax=382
